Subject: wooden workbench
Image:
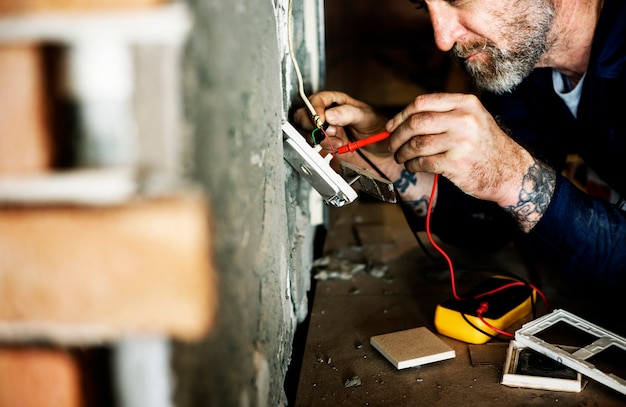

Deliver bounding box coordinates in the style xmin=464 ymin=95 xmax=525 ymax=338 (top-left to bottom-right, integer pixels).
xmin=294 ymin=199 xmax=626 ymax=406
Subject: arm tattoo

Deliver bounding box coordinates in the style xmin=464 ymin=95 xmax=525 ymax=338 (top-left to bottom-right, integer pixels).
xmin=406 ymin=197 xmax=430 ymax=217
xmin=394 ymin=169 xmax=430 ymax=216
xmin=504 ymin=161 xmax=556 ymax=233
xmin=393 ymin=169 xmax=417 ymax=193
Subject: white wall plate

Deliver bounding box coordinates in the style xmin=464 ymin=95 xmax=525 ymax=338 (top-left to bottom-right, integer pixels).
xmin=283 ymin=121 xmax=357 ymax=207
xmin=502 ymin=340 xmax=584 ymax=392
xmin=515 ymin=309 xmax=626 ymax=395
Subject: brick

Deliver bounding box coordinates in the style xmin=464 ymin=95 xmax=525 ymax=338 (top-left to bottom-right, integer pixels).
xmin=0 ymin=347 xmax=82 ymax=407
xmin=0 ymin=44 xmax=53 ymax=175
xmin=0 ymin=191 xmax=217 ymax=343
xmin=0 ymin=0 xmax=169 ymax=14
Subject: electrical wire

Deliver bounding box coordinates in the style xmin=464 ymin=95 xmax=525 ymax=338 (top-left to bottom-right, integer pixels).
xmin=287 ymin=0 xmax=324 ymax=131
xmin=425 ymin=174 xmax=463 ymax=301
xmin=351 ymin=143 xmax=443 ymax=264
xmin=476 ymin=302 xmax=514 ymax=337
xmin=352 ymin=144 xmax=461 ymax=300
xmin=352 ymin=145 xmax=550 ymax=338
xmin=461 ymin=312 xmax=500 ymax=340
xmin=474 ymin=280 xmax=549 ymax=308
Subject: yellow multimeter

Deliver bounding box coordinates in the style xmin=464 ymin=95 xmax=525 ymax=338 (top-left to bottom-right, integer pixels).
xmin=434 ymin=276 xmax=537 ymax=344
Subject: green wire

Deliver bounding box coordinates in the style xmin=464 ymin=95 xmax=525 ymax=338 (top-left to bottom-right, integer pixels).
xmin=311 ymin=128 xmax=325 ymax=145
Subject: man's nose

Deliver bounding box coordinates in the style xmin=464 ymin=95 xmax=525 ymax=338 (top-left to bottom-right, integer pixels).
xmin=429 ymin=5 xmax=466 ymax=52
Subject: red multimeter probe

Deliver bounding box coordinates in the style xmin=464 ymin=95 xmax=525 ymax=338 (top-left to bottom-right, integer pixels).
xmin=335 ymin=131 xmax=391 ymax=154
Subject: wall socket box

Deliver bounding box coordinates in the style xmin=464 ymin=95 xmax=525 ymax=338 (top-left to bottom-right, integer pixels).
xmin=282 ymin=121 xmax=357 ymax=207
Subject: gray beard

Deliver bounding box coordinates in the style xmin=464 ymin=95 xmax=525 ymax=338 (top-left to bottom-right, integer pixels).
xmin=453 ymin=2 xmax=554 ymax=94
xmin=462 ymin=43 xmax=545 ymax=94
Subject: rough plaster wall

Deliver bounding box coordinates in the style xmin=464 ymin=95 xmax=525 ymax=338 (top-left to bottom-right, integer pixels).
xmin=172 ymin=0 xmax=321 ymax=406
xmin=281 ymin=0 xmax=324 ymax=324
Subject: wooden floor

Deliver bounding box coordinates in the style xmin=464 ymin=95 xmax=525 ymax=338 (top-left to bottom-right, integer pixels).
xmin=294 ymin=199 xmax=626 ymax=406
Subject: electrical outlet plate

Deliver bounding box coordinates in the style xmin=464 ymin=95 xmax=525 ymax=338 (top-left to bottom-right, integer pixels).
xmin=282 ymin=121 xmax=357 ymax=207
xmin=501 ymin=340 xmax=583 ymax=392
xmin=515 ymin=308 xmax=626 ymax=395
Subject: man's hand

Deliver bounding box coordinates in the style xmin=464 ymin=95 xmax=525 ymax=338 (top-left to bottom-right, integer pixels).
xmin=292 ymin=91 xmax=439 ymax=215
xmin=386 ymin=92 xmax=555 ymax=231
xmin=292 ymin=91 xmax=397 ymax=176
xmin=293 ymin=92 xmax=388 ymax=150
xmin=387 ymin=93 xmax=537 ymax=206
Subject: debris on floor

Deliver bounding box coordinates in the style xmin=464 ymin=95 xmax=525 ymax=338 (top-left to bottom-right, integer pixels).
xmin=343 ymin=375 xmax=362 ymax=388
xmin=313 ymin=248 xmax=388 ymax=281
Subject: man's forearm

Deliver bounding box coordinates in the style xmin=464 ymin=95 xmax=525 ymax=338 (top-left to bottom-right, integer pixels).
xmin=392 ymin=168 xmax=437 ymax=216
xmin=502 ymin=160 xmax=556 ymax=233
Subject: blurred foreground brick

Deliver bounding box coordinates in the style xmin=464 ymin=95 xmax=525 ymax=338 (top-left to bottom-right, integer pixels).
xmin=0 ymin=44 xmax=52 ymax=175
xmin=0 ymin=347 xmax=82 ymax=407
xmin=0 ymin=191 xmax=217 ymax=344
xmin=0 ymin=0 xmax=169 ymax=14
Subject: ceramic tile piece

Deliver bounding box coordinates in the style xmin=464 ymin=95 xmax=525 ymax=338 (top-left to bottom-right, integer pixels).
xmin=370 ymin=326 xmax=455 ymax=369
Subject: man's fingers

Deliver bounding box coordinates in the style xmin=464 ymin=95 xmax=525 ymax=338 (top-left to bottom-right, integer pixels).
xmin=387 ymin=93 xmax=471 ymax=131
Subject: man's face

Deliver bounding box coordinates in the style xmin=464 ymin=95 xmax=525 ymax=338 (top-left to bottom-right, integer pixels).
xmin=449 ymin=0 xmax=555 ymax=94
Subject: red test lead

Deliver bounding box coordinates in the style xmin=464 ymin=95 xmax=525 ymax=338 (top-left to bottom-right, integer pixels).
xmin=335 ymin=131 xmax=391 ymax=154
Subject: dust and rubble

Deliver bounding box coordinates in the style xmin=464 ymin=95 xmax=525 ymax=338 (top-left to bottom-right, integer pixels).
xmin=344 ymin=375 xmax=362 ymax=388
xmin=313 ymin=246 xmax=389 ymax=281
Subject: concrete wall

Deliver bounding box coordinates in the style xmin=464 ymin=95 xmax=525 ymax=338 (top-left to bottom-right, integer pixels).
xmin=173 ymin=0 xmax=323 ymax=405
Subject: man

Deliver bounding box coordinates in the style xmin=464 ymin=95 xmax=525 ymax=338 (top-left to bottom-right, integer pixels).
xmin=293 ymin=0 xmax=626 ymax=292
